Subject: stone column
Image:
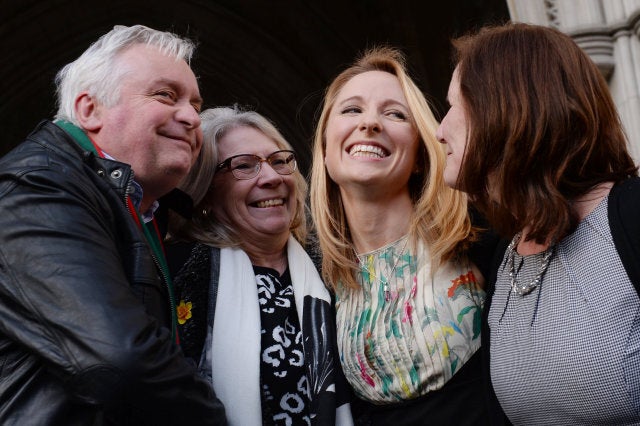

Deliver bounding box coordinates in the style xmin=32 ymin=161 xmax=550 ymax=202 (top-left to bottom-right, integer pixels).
xmin=506 ymin=0 xmax=640 ymax=163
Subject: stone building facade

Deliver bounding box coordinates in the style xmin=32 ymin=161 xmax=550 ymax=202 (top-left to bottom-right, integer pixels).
xmin=507 ymin=0 xmax=640 ymax=162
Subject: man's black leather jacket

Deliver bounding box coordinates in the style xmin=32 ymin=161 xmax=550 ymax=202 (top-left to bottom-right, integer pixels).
xmin=0 ymin=121 xmax=226 ymax=425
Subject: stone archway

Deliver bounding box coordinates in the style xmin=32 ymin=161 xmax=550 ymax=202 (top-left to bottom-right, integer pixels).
xmin=0 ymin=0 xmax=510 ymax=173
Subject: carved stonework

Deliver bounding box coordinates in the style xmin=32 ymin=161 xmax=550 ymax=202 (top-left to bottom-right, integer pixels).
xmin=572 ymin=32 xmax=615 ymax=79
xmin=544 ymin=0 xmax=560 ymax=28
xmin=507 ymin=0 xmax=640 ymax=162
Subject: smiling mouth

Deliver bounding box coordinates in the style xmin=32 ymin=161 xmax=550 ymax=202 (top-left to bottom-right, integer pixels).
xmin=161 ymin=132 xmax=193 ymax=147
xmin=253 ymin=198 xmax=285 ymax=208
xmin=348 ymin=144 xmax=388 ymax=158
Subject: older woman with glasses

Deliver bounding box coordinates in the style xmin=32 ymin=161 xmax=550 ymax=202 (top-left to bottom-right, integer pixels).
xmin=166 ymin=106 xmax=352 ymax=426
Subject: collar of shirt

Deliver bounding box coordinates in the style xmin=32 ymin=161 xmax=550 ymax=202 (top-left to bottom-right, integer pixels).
xmin=102 ymin=151 xmax=159 ymax=223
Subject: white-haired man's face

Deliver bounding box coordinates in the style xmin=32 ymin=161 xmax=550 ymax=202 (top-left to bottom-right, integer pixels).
xmin=84 ymin=43 xmax=203 ymax=209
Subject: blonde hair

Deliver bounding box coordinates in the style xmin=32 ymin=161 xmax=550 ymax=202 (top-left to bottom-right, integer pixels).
xmin=309 ymin=46 xmax=472 ymax=290
xmin=169 ymin=106 xmax=308 ymax=246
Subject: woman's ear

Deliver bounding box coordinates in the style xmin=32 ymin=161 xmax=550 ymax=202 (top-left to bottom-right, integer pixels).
xmin=199 ymin=190 xmax=217 ymax=218
xmin=74 ymin=92 xmax=103 ymax=131
xmin=199 ymin=205 xmax=210 ymax=219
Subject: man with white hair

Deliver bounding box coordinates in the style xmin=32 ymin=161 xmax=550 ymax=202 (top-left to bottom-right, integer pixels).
xmin=0 ymin=24 xmax=226 ymax=425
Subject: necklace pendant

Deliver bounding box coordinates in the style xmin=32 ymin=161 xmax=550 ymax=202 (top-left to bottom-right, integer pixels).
xmin=384 ymin=285 xmax=391 ymax=302
xmin=512 ymin=282 xmax=538 ymax=296
xmin=508 ymin=232 xmax=555 ymax=297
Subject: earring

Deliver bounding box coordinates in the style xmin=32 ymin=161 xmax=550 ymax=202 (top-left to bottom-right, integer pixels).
xmin=201 ymin=208 xmax=209 ymax=218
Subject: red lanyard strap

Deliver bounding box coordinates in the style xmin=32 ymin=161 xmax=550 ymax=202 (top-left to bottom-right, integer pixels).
xmin=57 ymin=119 xmax=179 ymax=344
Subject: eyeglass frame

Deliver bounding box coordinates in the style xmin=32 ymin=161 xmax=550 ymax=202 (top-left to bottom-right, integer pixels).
xmin=214 ymin=149 xmax=298 ymax=180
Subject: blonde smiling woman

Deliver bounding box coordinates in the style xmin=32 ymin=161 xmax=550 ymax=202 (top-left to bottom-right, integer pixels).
xmin=310 ymin=47 xmax=494 ymax=425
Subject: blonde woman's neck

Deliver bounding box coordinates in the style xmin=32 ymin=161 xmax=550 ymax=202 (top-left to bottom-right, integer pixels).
xmin=342 ymin=191 xmax=413 ymax=254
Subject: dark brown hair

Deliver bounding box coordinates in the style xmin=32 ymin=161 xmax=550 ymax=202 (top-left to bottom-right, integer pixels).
xmin=453 ymin=22 xmax=637 ymax=243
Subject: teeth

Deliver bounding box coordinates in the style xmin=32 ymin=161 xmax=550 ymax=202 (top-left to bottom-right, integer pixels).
xmin=256 ymin=199 xmax=284 ymax=208
xmin=349 ymin=144 xmax=385 ymax=158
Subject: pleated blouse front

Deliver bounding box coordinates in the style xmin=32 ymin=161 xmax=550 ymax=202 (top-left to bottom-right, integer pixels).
xmin=335 ymin=236 xmax=485 ymax=403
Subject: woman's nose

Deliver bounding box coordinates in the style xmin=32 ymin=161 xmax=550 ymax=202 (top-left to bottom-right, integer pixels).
xmin=359 ymin=113 xmax=381 ymax=133
xmin=435 ymin=122 xmax=445 ymax=143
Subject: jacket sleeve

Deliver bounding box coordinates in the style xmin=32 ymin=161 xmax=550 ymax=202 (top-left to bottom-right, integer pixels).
xmin=609 ymin=176 xmax=640 ymax=295
xmin=467 ymin=205 xmax=501 ymax=283
xmin=0 ymin=155 xmax=226 ymax=424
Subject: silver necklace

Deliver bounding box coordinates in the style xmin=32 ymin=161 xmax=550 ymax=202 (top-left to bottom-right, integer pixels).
xmin=383 ymin=237 xmax=409 ymax=301
xmin=357 ymin=236 xmax=409 ymax=302
xmin=507 ymin=232 xmax=555 ymax=296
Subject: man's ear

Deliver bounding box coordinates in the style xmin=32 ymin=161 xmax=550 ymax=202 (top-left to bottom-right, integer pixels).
xmin=74 ymin=92 xmax=102 ymax=131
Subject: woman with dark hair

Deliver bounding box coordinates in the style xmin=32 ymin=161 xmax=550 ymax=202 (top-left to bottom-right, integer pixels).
xmin=437 ymin=22 xmax=640 ymax=425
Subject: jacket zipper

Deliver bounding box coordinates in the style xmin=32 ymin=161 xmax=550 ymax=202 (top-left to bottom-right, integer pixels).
xmin=123 ymin=170 xmax=177 ymax=341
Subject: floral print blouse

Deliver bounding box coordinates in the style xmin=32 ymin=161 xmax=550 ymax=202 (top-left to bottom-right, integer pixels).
xmin=335 ymin=236 xmax=485 ymax=403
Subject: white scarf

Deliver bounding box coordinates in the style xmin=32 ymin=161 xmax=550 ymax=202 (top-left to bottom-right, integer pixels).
xmin=210 ymin=236 xmax=332 ymax=426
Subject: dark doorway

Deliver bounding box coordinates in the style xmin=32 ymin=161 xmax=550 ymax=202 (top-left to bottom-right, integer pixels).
xmin=1 ymin=0 xmax=509 ymax=173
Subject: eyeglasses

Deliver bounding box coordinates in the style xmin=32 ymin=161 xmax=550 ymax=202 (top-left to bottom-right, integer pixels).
xmin=215 ymin=150 xmax=297 ymax=180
